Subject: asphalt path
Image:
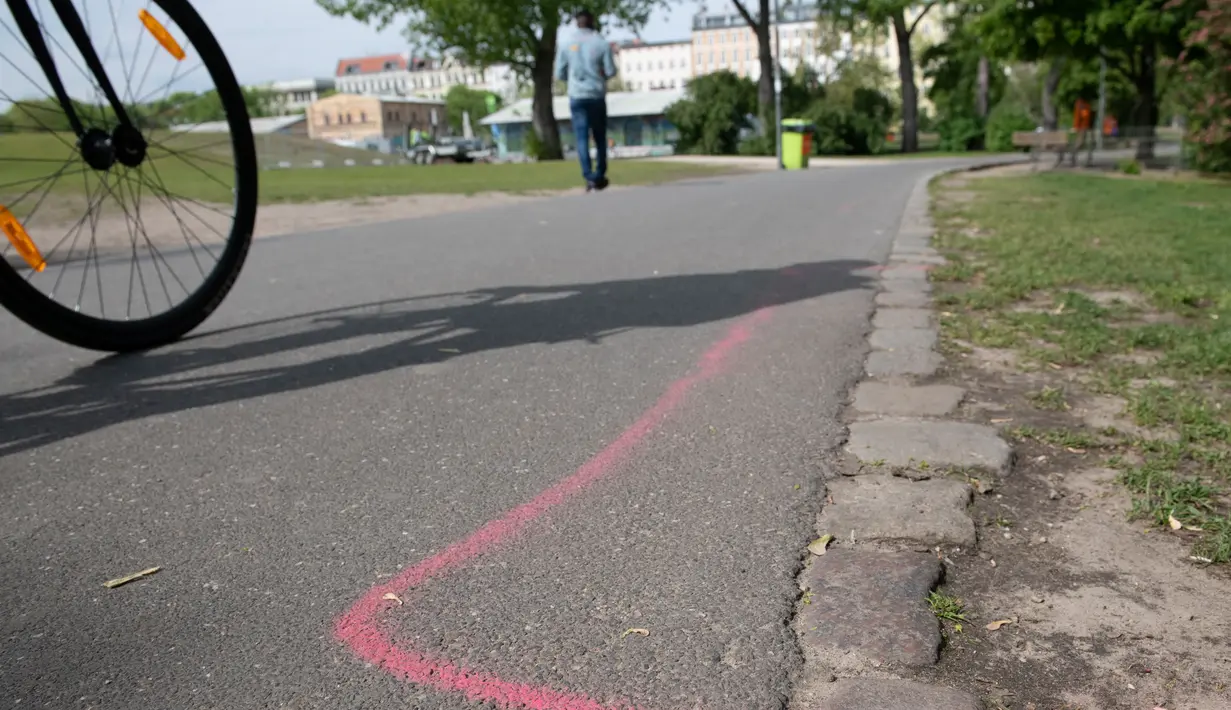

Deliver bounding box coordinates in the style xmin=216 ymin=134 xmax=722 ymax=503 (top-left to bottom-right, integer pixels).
xmin=1 ymin=158 xmax=994 ymax=709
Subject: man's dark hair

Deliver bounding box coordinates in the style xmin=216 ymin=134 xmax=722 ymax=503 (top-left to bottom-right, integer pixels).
xmin=575 ymin=9 xmax=595 ymax=28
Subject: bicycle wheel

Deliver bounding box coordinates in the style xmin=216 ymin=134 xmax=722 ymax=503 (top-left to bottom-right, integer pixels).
xmin=0 ymin=0 xmax=257 ymax=352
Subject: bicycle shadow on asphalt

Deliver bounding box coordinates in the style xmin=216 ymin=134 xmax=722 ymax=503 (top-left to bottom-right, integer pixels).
xmin=0 ymin=259 xmax=877 ymax=456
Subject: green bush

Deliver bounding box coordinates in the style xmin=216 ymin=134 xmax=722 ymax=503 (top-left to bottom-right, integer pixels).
xmin=665 ymin=71 xmax=758 ymax=155
xmin=738 ymin=134 xmax=775 ymax=156
xmin=935 ymin=112 xmax=984 ymax=152
xmin=523 ymin=128 xmax=545 ymax=160
xmin=1117 ymin=158 xmax=1143 ymax=175
xmin=984 ymin=102 xmax=1037 ymax=152
xmin=804 ymin=87 xmax=892 ymax=156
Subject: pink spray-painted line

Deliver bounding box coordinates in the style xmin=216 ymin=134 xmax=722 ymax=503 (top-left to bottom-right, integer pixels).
xmin=334 ymin=306 xmax=776 ymax=710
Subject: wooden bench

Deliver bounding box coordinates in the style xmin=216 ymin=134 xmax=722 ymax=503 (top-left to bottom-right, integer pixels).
xmin=1012 ymin=130 xmax=1075 ymax=169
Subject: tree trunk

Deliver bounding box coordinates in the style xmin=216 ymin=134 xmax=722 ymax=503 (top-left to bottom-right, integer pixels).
xmin=1042 ymin=58 xmax=1065 ymax=131
xmin=1133 ymin=41 xmax=1158 ymax=162
xmin=976 ymin=56 xmax=989 ymax=118
xmin=756 ymin=0 xmax=774 ymax=134
xmin=531 ymin=28 xmax=563 ymax=161
xmin=891 ymin=10 xmax=918 ymax=153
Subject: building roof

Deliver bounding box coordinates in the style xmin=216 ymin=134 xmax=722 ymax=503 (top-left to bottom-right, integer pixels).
xmin=616 ymin=38 xmax=691 ymax=50
xmin=312 ymin=92 xmax=447 ymax=106
xmin=170 ymin=115 xmax=306 ymax=134
xmin=370 ymin=94 xmax=448 ymax=105
xmin=267 ymin=77 xmax=335 ymax=92
xmin=480 ymin=90 xmax=685 ymax=126
xmin=335 ymin=54 xmax=408 ymax=77
xmin=692 ymin=1 xmax=817 ymax=29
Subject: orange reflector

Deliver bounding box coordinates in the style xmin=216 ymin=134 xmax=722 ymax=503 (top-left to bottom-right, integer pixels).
xmin=139 ymin=9 xmax=186 ymax=61
xmin=0 ymin=206 xmax=45 ymax=272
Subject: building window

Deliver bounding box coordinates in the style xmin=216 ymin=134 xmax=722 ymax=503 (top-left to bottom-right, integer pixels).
xmin=322 ymin=114 xmax=330 ymax=125
xmin=337 ymin=113 xmax=343 ymax=124
xmin=346 ymin=112 xmax=353 ymax=124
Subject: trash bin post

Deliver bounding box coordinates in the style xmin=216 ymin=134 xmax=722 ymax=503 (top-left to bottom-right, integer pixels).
xmin=780 ymin=118 xmax=815 ymax=170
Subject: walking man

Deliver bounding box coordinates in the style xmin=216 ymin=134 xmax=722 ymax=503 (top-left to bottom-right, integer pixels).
xmin=555 ymin=9 xmax=616 ymax=191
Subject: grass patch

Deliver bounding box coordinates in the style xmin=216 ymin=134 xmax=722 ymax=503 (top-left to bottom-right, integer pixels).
xmin=0 ymin=131 xmax=731 ymax=209
xmin=927 ymin=590 xmax=967 ymax=622
xmin=1028 ymin=386 xmax=1071 ymax=411
xmin=934 ymin=171 xmax=1231 ymax=562
xmin=927 ymin=589 xmax=969 ymax=640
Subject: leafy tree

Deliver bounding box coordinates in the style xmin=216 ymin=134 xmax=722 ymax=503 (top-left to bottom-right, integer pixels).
xmin=316 ymin=0 xmax=664 ymax=161
xmin=1168 ymin=0 xmax=1231 ymax=171
xmin=445 ymin=85 xmax=502 ymax=136
xmin=665 ymin=70 xmax=758 ymax=155
xmin=817 ymin=0 xmax=940 ymax=152
xmin=970 ymin=0 xmax=1199 ymax=158
xmin=923 ymin=8 xmax=1006 ymax=149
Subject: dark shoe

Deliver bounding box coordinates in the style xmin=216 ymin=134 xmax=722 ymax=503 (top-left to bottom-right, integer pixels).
xmin=585 ymin=181 xmax=596 ymax=192
xmin=594 ymin=177 xmax=610 ymax=191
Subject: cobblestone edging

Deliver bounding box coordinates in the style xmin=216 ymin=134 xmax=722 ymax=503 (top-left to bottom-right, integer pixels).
xmin=792 ymin=167 xmax=1018 ymax=710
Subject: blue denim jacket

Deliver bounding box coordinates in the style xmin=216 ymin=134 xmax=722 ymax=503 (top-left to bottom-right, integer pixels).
xmin=554 ymin=29 xmax=616 ymax=100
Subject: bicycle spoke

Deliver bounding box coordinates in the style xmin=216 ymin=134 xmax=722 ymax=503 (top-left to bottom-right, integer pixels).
xmin=147 ymin=137 xmax=235 ymax=169
xmin=133 ymin=161 xmax=213 ymax=274
xmin=45 ymin=170 xmax=105 ymax=293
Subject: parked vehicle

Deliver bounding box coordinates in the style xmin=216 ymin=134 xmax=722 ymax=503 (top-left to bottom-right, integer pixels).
xmin=409 ymin=136 xmax=486 ymax=164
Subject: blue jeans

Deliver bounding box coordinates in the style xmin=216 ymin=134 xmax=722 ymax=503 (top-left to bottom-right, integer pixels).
xmin=569 ymin=97 xmax=608 ymax=183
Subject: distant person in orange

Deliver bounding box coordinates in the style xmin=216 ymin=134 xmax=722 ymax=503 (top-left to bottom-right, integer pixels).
xmin=1073 ymin=98 xmax=1093 ymax=132
xmin=1103 ymin=115 xmax=1119 ymax=137
xmin=1071 ymin=97 xmax=1094 ymax=166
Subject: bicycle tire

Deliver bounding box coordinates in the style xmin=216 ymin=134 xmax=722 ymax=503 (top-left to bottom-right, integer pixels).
xmin=0 ymin=0 xmax=257 ymax=353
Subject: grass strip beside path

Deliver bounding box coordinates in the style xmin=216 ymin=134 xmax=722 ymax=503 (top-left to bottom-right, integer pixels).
xmin=931 ymin=170 xmax=1231 ymax=563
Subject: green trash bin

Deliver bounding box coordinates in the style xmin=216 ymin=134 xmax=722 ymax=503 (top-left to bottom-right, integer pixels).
xmin=781 ymin=118 xmax=815 ymax=170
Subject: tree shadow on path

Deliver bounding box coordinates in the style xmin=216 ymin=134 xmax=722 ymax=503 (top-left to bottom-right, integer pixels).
xmin=0 ymin=259 xmax=875 ymax=457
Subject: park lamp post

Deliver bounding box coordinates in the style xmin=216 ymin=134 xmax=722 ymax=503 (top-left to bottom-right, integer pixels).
xmin=772 ymin=0 xmax=784 ymax=169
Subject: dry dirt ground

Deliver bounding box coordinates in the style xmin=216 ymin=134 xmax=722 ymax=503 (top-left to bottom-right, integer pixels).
xmin=16 ymin=190 xmax=579 ymax=255
xmin=909 ymin=167 xmax=1231 ymax=710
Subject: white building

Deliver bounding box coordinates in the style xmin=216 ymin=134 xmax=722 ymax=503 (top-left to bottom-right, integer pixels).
xmin=333 ymin=53 xmax=519 ymax=103
xmin=690 ymin=2 xmax=832 ymax=81
xmin=256 ymin=78 xmax=335 ymax=115
xmin=615 ymin=39 xmax=693 ymax=91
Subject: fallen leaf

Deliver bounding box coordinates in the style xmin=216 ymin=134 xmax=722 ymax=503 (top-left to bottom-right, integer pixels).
xmin=990 ymin=418 xmax=1014 ymax=424
xmin=986 ymin=618 xmax=1016 ymax=631
xmin=620 ymin=628 xmax=650 ymax=639
xmin=807 ymin=535 xmax=834 ymax=556
xmin=1048 ymin=362 xmax=1063 ymax=370
xmin=103 ymin=566 xmax=160 ymax=589
xmin=1065 ymin=447 xmax=1087 ymax=454
xmin=382 ymin=593 xmax=403 ymax=606
xmin=1169 ymin=514 xmax=1183 ymax=531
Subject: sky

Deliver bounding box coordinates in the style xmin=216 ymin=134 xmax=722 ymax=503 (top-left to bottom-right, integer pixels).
xmin=195 ymin=0 xmax=704 ymax=86
xmin=0 ymin=0 xmax=707 ymax=110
